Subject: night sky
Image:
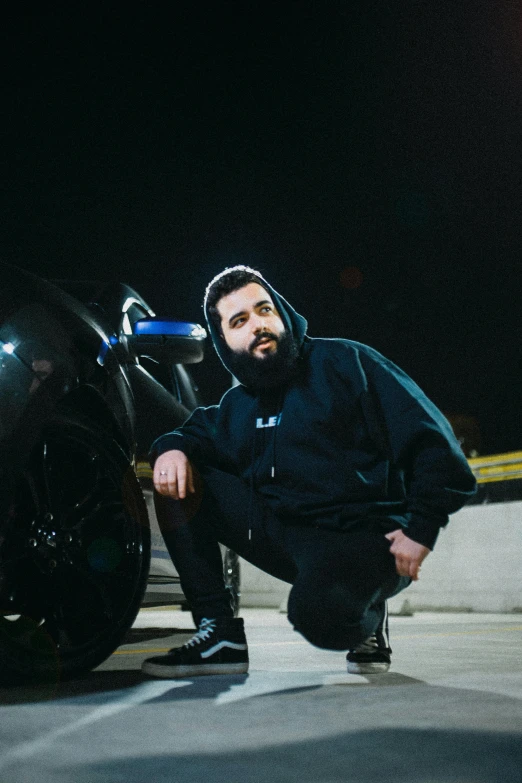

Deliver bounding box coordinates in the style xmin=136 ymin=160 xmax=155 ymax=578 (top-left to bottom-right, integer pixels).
xmin=1 ymin=3 xmax=521 ymax=454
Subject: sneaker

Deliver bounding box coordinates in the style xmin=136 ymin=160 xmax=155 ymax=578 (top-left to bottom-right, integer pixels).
xmin=142 ymin=617 xmax=249 ymax=678
xmin=346 ymin=601 xmax=391 ymax=674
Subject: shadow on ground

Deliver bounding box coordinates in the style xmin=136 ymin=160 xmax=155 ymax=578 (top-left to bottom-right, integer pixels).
xmin=0 ymin=670 xmax=146 ymax=705
xmin=45 ymin=728 xmax=522 ymax=783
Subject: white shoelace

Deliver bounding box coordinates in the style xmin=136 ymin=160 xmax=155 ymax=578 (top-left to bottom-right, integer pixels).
xmin=183 ymin=618 xmax=217 ymax=648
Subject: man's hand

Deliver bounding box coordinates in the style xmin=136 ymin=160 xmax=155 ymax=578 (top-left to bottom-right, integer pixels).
xmin=153 ymin=450 xmax=195 ymax=499
xmin=385 ymin=529 xmax=430 ymax=581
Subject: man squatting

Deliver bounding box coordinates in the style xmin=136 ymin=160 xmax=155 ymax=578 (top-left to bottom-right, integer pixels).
xmin=142 ymin=266 xmax=476 ymax=678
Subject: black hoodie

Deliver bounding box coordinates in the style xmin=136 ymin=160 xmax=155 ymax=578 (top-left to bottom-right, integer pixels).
xmin=150 ymin=275 xmax=476 ymax=550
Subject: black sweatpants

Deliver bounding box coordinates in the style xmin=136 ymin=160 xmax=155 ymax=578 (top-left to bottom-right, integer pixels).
xmin=154 ymin=466 xmax=410 ymax=651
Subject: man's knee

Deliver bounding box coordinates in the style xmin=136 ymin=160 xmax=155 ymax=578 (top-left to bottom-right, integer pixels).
xmin=288 ymin=582 xmax=367 ymax=651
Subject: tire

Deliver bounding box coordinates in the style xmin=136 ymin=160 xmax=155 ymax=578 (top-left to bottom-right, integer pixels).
xmin=0 ymin=413 xmax=150 ymax=683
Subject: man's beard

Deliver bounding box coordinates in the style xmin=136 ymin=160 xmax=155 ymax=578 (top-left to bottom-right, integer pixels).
xmin=225 ymin=329 xmax=300 ymax=390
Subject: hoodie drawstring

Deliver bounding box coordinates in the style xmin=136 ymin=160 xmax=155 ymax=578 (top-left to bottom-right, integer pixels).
xmin=270 ymin=389 xmax=285 ymax=481
xmin=247 ymin=390 xmax=285 ymax=545
xmin=248 ymin=428 xmax=257 ymax=542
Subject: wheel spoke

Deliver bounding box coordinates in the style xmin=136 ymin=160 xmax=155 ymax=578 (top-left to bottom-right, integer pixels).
xmin=23 ymin=458 xmax=49 ymax=518
xmin=45 ymin=618 xmax=77 ymax=649
xmin=69 ymin=498 xmax=123 ymax=537
xmin=60 ymin=456 xmax=109 ymax=528
xmin=22 ymin=436 xmax=71 ymax=517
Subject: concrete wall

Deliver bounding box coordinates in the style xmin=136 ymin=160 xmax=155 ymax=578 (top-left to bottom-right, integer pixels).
xmin=239 ymin=500 xmax=522 ymax=613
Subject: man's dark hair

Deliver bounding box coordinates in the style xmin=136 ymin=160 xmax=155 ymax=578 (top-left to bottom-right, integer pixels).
xmin=204 ymin=265 xmax=267 ymax=333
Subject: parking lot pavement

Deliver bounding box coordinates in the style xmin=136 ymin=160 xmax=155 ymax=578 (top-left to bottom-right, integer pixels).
xmin=0 ymin=608 xmax=521 ymax=783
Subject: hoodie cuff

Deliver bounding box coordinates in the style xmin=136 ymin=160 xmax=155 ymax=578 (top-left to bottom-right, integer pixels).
xmin=148 ymin=433 xmax=188 ymax=467
xmin=404 ymin=514 xmax=447 ymax=551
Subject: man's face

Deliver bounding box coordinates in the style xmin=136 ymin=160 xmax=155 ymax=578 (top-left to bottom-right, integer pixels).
xmin=216 ymin=283 xmax=285 ymax=358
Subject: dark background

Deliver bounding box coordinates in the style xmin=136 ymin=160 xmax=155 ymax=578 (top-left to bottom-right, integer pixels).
xmin=1 ymin=2 xmax=520 ymax=454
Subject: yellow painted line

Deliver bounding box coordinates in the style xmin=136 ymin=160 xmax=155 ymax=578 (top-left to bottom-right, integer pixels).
xmin=476 ymin=473 xmax=522 ymax=484
xmin=136 ymin=463 xmax=153 ymax=479
xmin=476 ymin=464 xmax=522 ymax=472
xmin=113 ymin=626 xmax=522 ymax=656
xmin=468 ymin=451 xmax=522 ymax=467
xmin=468 ymin=450 xmax=522 ymax=484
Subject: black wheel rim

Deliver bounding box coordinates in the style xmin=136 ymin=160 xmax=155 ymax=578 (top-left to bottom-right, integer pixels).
xmin=0 ymin=419 xmax=146 ymax=672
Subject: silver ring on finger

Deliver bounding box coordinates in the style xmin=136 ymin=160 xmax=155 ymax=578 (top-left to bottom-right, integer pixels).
xmin=159 ymin=471 xmax=168 ymax=476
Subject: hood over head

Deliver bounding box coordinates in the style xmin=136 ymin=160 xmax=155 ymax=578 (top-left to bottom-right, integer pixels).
xmin=203 ymin=266 xmax=308 ymax=387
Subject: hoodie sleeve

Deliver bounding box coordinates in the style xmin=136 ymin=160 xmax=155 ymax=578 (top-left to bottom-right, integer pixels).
xmin=359 ymin=347 xmax=477 ymax=550
xmin=148 ymin=404 xmax=221 ymax=467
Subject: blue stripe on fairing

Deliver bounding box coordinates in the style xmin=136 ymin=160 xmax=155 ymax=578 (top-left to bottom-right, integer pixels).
xmin=134 ymin=320 xmax=199 ymax=336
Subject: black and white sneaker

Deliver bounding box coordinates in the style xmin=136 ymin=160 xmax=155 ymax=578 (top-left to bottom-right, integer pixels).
xmin=346 ymin=601 xmax=392 ymax=674
xmin=142 ymin=617 xmax=249 ymax=679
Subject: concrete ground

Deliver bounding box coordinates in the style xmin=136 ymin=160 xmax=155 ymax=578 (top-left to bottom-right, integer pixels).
xmin=0 ymin=608 xmax=521 ymax=782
